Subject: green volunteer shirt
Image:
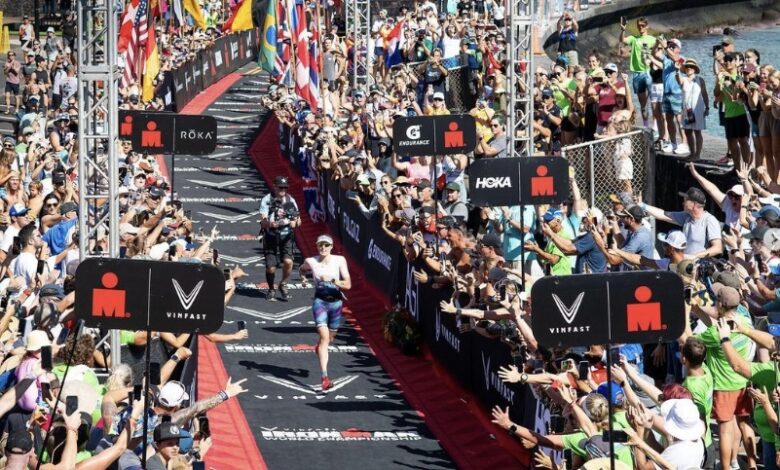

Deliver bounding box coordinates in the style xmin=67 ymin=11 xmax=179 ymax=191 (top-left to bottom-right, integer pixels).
xmin=695 ymin=317 xmax=752 ymax=391
xmin=719 ymin=72 xmax=747 ymax=118
xmin=683 ymin=365 xmax=714 ymax=447
xmin=625 ymin=34 xmax=656 ymax=73
xmin=120 ymin=330 xmax=137 ymax=345
xmin=561 ymin=429 xmax=634 ymax=467
xmin=551 ymin=78 xmax=576 ymax=117
xmin=544 ymin=231 xmax=572 ymax=276
xmin=749 ymin=362 xmax=780 ymax=448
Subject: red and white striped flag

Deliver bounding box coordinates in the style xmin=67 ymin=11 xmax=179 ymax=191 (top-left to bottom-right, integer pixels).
xmin=121 ymin=0 xmax=149 ymax=89
xmin=292 ymin=0 xmax=310 ymax=104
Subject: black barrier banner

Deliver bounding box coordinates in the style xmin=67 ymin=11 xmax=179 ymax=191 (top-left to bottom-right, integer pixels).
xmin=363 ymin=214 xmax=402 ymax=299
xmin=188 ymin=59 xmax=199 ymax=101
xmin=199 ymin=50 xmax=212 ymax=90
xmin=324 ymin=171 xmax=341 ymax=236
xmin=119 ymin=111 xmax=218 ymax=155
xmin=468 ymin=156 xmax=570 ymax=206
xmin=229 ymin=34 xmax=240 ymax=64
xmin=468 ymin=157 xmax=523 ymax=206
xmin=531 ymin=271 xmax=685 ymax=348
xmin=213 ymin=36 xmax=226 ymax=82
xmin=393 ymin=115 xmax=477 ymax=156
xmin=74 ymin=258 xmax=225 ymax=333
xmin=173 ymin=67 xmax=186 ymax=112
xmin=338 ymin=188 xmax=368 ymax=262
xmin=193 ymin=54 xmax=203 ymax=93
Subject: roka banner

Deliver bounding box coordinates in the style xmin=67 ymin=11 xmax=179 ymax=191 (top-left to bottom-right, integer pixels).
xmin=393 ymin=115 xmax=477 ymax=156
xmin=530 ymin=271 xmax=686 ymax=348
xmin=75 ymin=258 xmax=225 ymax=334
xmin=467 ymin=156 xmax=570 ymax=206
xmin=119 ymin=111 xmax=218 ymax=155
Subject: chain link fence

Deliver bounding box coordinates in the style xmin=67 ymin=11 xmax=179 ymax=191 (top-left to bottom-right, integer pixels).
xmin=561 ymin=128 xmax=655 ymax=213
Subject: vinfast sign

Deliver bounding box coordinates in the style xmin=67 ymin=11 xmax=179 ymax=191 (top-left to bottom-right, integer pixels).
xmin=392 ymin=115 xmax=477 ymax=156
xmin=119 ymin=111 xmax=218 ymax=155
xmin=74 ymin=258 xmax=225 ymax=333
xmin=530 ymin=271 xmax=685 ymax=348
xmin=468 ymin=156 xmax=570 ymax=207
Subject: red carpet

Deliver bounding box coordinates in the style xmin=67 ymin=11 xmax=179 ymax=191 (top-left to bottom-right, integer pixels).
xmin=159 ymin=72 xmax=268 ymax=470
xmin=248 ymin=115 xmax=530 ymax=470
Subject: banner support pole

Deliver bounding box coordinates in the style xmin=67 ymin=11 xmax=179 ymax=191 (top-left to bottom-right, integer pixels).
xmin=141 ymin=327 xmax=152 ymax=470
xmin=606 ymin=344 xmax=615 ymax=470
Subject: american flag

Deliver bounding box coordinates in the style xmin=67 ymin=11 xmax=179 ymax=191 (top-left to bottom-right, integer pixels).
xmin=121 ymin=0 xmax=149 ymax=89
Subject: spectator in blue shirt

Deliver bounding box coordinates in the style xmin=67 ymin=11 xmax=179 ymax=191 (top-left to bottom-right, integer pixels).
xmin=542 ymin=207 xmax=608 ymax=274
xmin=43 ymin=201 xmax=78 ymax=255
xmin=596 ymin=205 xmax=654 ymax=269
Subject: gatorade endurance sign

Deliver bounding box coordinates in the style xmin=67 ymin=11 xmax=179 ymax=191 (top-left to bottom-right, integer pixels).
xmin=392 ymin=115 xmax=477 ymax=156
xmin=530 ymin=271 xmax=685 ymax=348
xmin=74 ymin=258 xmax=225 ymax=333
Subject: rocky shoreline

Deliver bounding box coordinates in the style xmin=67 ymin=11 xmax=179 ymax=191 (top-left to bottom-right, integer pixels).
xmin=544 ymin=0 xmax=780 ymax=64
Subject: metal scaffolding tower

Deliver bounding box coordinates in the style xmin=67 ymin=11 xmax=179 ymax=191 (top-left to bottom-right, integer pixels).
xmin=347 ymin=0 xmax=370 ymax=92
xmin=506 ymin=0 xmax=535 ymax=158
xmin=76 ymin=0 xmax=122 ymax=368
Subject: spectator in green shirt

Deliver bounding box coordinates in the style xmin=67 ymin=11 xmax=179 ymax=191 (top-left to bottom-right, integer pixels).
xmin=680 ymin=337 xmax=715 ymax=468
xmin=620 ymin=16 xmax=656 ymax=127
xmin=524 ymin=209 xmax=572 ymax=276
xmin=718 ymin=318 xmax=780 ymax=470
xmin=680 ymin=285 xmax=757 ymax=470
xmin=714 ymin=52 xmax=751 ymax=167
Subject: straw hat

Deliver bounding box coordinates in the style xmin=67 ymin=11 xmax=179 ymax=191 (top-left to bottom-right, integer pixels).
xmin=682 ymin=58 xmax=700 ymax=74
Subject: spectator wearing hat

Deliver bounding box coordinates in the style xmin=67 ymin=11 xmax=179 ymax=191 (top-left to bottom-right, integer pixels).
xmin=424 ymin=90 xmax=451 ymax=116
xmin=643 ymin=187 xmax=723 ymax=258
xmin=689 ymin=163 xmax=747 ymax=231
xmin=15 ymin=330 xmax=52 ymax=412
xmin=476 ymin=115 xmax=507 ymax=158
xmin=595 ymin=205 xmax=653 ymax=269
xmin=147 ymin=422 xmax=183 ymax=470
xmin=3 ymin=429 xmax=35 ymax=468
xmin=681 ymin=284 xmax=755 ymax=470
xmin=0 ymin=203 xmax=31 ymax=263
xmin=589 ymin=62 xmax=626 ymax=134
xmin=543 ymin=207 xmax=607 ymax=274
xmin=715 ymin=51 xmax=751 ymax=167
xmin=525 ymin=209 xmax=572 ymax=276
xmin=49 ymin=112 xmax=73 ymax=153
xmin=620 ymin=17 xmax=656 ymax=127
xmin=676 ymin=58 xmax=709 ymax=160
xmin=534 ymin=88 xmax=563 ymax=154
xmin=442 ymin=182 xmax=468 ymax=223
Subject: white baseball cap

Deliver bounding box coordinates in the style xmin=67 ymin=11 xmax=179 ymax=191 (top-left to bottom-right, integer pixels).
xmin=316 ymin=235 xmax=333 ymax=245
xmin=727 ymin=184 xmax=745 ymax=197
xmin=657 ymin=231 xmax=687 ymax=250
xmin=433 ymin=91 xmax=445 ymax=101
xmin=157 ymin=380 xmax=190 ymax=408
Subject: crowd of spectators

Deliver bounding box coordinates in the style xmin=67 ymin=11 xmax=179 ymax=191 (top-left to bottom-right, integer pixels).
xmin=0 ymin=5 xmax=253 ymax=469
xmin=266 ymin=2 xmax=780 ymax=470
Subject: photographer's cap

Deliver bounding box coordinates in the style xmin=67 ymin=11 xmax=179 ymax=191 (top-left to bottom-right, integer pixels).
xmin=316 ymin=235 xmax=333 ymax=245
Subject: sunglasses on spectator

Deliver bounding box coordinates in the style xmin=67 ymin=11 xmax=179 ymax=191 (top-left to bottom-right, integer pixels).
xmin=392 ymin=193 xmax=404 ymax=198
xmin=490 ymin=123 xmax=501 ymax=128
xmin=3 ymin=144 xmax=13 ymax=149
xmin=317 ymin=242 xmax=332 ymax=247
xmin=45 ymin=201 xmax=58 ymax=207
xmin=149 ymin=195 xmax=161 ymax=201
xmin=724 ymin=57 xmax=735 ymax=62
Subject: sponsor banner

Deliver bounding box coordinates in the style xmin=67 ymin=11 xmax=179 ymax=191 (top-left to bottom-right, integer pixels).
xmin=531 ymin=271 xmax=685 ymax=348
xmin=467 ymin=157 xmax=570 ymax=207
xmin=363 ymin=214 xmax=401 ymax=299
xmin=468 ymin=157 xmax=523 ymax=206
xmin=74 ymin=258 xmax=225 ymax=333
xmin=199 ymin=50 xmax=212 ymax=90
xmin=119 ymin=111 xmax=218 ymax=155
xmin=518 ymin=157 xmax=570 ymax=206
xmin=392 ymin=115 xmax=477 ymax=156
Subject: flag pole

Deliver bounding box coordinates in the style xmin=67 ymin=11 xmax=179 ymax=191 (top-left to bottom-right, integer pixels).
xmin=315 ymin=0 xmax=324 ymax=111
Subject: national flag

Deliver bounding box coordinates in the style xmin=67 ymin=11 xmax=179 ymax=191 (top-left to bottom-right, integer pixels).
xmin=258 ymin=0 xmax=277 ymax=75
xmin=384 ymin=19 xmax=404 ymax=68
xmin=274 ymin=0 xmax=291 ymax=83
xmin=142 ymin=15 xmax=160 ymax=101
xmin=118 ymin=0 xmax=140 ymax=53
xmin=307 ymin=8 xmax=320 ymax=111
xmin=224 ymin=0 xmax=267 ymax=32
xmin=172 ymin=0 xmax=184 ymax=26
xmin=121 ymin=0 xmax=149 ymax=89
xmin=183 ymin=0 xmax=207 ymax=29
xmin=291 ymin=0 xmax=311 ymax=104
